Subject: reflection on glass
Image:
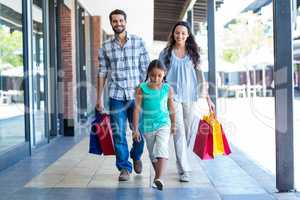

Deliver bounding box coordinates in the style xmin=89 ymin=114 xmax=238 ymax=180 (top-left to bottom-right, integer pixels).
xmin=31 ymin=0 xmax=46 ymax=146
xmin=0 ymin=1 xmax=25 ymax=153
xmin=84 ymin=12 xmax=94 ymax=113
xmin=293 ymin=8 xmax=300 ymax=190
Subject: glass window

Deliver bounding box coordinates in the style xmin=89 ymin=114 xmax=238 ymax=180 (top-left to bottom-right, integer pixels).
xmin=215 ymin=7 xmax=275 ymax=175
xmin=293 ymin=6 xmax=300 ymax=191
xmin=0 ymin=1 xmax=25 ymax=153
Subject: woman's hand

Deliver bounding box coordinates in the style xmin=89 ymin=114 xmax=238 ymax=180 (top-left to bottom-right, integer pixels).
xmin=206 ymin=96 xmax=216 ymax=114
xmin=132 ymin=130 xmax=142 ymax=142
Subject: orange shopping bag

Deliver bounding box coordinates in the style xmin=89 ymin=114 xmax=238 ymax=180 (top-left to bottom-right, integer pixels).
xmin=203 ymin=112 xmax=231 ymax=157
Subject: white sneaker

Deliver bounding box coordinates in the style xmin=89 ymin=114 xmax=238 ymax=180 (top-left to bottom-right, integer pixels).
xmin=179 ymin=172 xmax=190 ymax=182
xmin=152 ymin=182 xmax=157 ymax=188
xmin=153 ymin=179 xmax=164 ymax=190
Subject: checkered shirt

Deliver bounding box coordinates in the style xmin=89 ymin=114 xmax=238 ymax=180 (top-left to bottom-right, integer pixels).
xmin=98 ymin=33 xmax=150 ymax=100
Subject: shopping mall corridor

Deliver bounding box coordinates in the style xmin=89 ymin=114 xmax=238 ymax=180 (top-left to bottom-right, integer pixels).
xmin=0 ymin=124 xmax=299 ymax=200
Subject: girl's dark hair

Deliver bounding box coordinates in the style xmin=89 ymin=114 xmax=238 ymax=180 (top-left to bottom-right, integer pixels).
xmin=109 ymin=9 xmax=127 ymax=22
xmin=145 ymin=59 xmax=167 ymax=82
xmin=164 ymin=21 xmax=200 ymax=68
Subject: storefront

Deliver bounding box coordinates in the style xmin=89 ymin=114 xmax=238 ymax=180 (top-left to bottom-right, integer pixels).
xmin=0 ymin=0 xmax=52 ymax=170
xmin=0 ymin=0 xmax=99 ymax=171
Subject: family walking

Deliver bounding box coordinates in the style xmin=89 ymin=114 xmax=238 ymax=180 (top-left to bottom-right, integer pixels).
xmin=96 ymin=9 xmax=215 ymax=190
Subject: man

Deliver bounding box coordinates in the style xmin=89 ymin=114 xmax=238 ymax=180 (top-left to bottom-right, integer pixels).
xmin=96 ymin=9 xmax=150 ymax=181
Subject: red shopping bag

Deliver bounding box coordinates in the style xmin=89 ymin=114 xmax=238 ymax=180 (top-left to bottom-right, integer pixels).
xmin=94 ymin=113 xmax=115 ymax=155
xmin=220 ymin=125 xmax=231 ymax=156
xmin=193 ymin=119 xmax=214 ymax=160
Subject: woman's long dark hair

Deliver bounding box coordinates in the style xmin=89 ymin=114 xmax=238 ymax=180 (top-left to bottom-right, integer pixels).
xmin=164 ymin=21 xmax=200 ymax=68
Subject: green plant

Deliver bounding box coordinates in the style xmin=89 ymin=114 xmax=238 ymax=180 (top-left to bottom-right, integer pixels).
xmin=0 ymin=26 xmax=23 ymax=68
xmin=221 ymin=12 xmax=272 ymax=64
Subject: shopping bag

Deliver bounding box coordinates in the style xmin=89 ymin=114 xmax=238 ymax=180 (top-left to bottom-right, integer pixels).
xmin=220 ymin=125 xmax=231 ymax=156
xmin=203 ymin=113 xmax=231 ymax=156
xmin=94 ymin=113 xmax=115 ymax=155
xmin=89 ymin=133 xmax=102 ymax=155
xmin=193 ymin=119 xmax=214 ymax=160
xmin=89 ymin=110 xmax=102 ymax=155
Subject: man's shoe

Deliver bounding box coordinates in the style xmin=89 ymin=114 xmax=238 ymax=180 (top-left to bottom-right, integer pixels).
xmin=118 ymin=169 xmax=130 ymax=181
xmin=179 ymin=172 xmax=190 ymax=182
xmin=133 ymin=160 xmax=142 ymax=174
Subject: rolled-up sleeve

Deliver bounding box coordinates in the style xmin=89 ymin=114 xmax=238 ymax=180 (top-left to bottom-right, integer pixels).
xmin=98 ymin=48 xmax=109 ymax=78
xmin=138 ymin=40 xmax=150 ymax=82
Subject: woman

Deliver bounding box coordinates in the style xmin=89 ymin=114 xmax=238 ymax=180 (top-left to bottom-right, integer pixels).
xmin=159 ymin=21 xmax=215 ymax=182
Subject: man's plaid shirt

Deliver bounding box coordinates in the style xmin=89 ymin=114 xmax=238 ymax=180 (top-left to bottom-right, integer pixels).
xmin=98 ymin=33 xmax=150 ymax=100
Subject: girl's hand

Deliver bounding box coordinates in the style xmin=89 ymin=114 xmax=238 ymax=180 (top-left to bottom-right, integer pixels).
xmin=171 ymin=125 xmax=176 ymax=135
xmin=132 ymin=130 xmax=142 ymax=142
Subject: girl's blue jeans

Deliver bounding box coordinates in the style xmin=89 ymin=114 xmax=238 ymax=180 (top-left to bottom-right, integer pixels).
xmin=109 ymin=98 xmax=144 ymax=173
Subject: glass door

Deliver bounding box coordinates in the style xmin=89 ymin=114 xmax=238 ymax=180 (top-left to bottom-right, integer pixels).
xmin=30 ymin=0 xmax=48 ymax=147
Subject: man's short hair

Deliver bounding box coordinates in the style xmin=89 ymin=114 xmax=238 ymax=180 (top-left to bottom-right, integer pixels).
xmin=109 ymin=9 xmax=127 ymax=22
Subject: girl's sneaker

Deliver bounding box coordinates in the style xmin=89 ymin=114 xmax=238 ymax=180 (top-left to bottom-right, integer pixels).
xmin=153 ymin=179 xmax=164 ymax=190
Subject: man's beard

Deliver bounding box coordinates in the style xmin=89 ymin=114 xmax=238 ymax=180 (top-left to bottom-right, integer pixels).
xmin=113 ymin=26 xmax=125 ymax=34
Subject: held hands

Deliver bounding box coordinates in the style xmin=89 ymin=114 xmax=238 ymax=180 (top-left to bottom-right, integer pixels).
xmin=132 ymin=130 xmax=142 ymax=142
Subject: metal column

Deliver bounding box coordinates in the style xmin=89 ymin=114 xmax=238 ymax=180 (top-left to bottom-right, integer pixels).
xmin=23 ymin=0 xmax=33 ymax=155
xmin=43 ymin=0 xmax=50 ymax=142
xmin=273 ymin=0 xmax=294 ymax=192
xmin=56 ymin=0 xmax=64 ymax=136
xmin=207 ymin=0 xmax=217 ymax=107
xmin=49 ymin=0 xmax=58 ymax=137
xmin=187 ymin=9 xmax=194 ymax=33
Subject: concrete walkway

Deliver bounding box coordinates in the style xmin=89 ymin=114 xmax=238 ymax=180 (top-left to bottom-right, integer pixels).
xmin=0 ymin=128 xmax=299 ymax=199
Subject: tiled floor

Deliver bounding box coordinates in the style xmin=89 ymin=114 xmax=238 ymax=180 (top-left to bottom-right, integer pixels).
xmin=24 ymin=137 xmax=213 ymax=189
xmin=0 ymin=132 xmax=299 ymax=200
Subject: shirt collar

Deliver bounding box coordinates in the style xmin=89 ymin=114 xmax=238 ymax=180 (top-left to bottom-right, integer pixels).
xmin=113 ymin=31 xmax=130 ymax=43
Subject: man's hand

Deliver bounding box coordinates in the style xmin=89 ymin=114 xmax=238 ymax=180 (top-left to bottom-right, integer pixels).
xmin=95 ymin=99 xmax=104 ymax=112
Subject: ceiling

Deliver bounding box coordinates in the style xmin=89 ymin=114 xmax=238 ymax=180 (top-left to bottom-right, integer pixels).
xmin=154 ymin=0 xmax=224 ymax=41
xmin=0 ymin=4 xmax=22 ymax=30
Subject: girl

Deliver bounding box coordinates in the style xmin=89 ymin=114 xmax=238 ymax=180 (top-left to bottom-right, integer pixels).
xmin=133 ymin=59 xmax=175 ymax=191
xmin=159 ymin=21 xmax=215 ymax=182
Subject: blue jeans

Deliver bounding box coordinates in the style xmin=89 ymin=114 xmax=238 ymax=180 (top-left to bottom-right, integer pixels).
xmin=109 ymin=98 xmax=144 ymax=173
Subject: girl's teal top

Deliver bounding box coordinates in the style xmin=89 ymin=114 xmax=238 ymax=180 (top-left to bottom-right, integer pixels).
xmin=140 ymin=82 xmax=170 ymax=133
